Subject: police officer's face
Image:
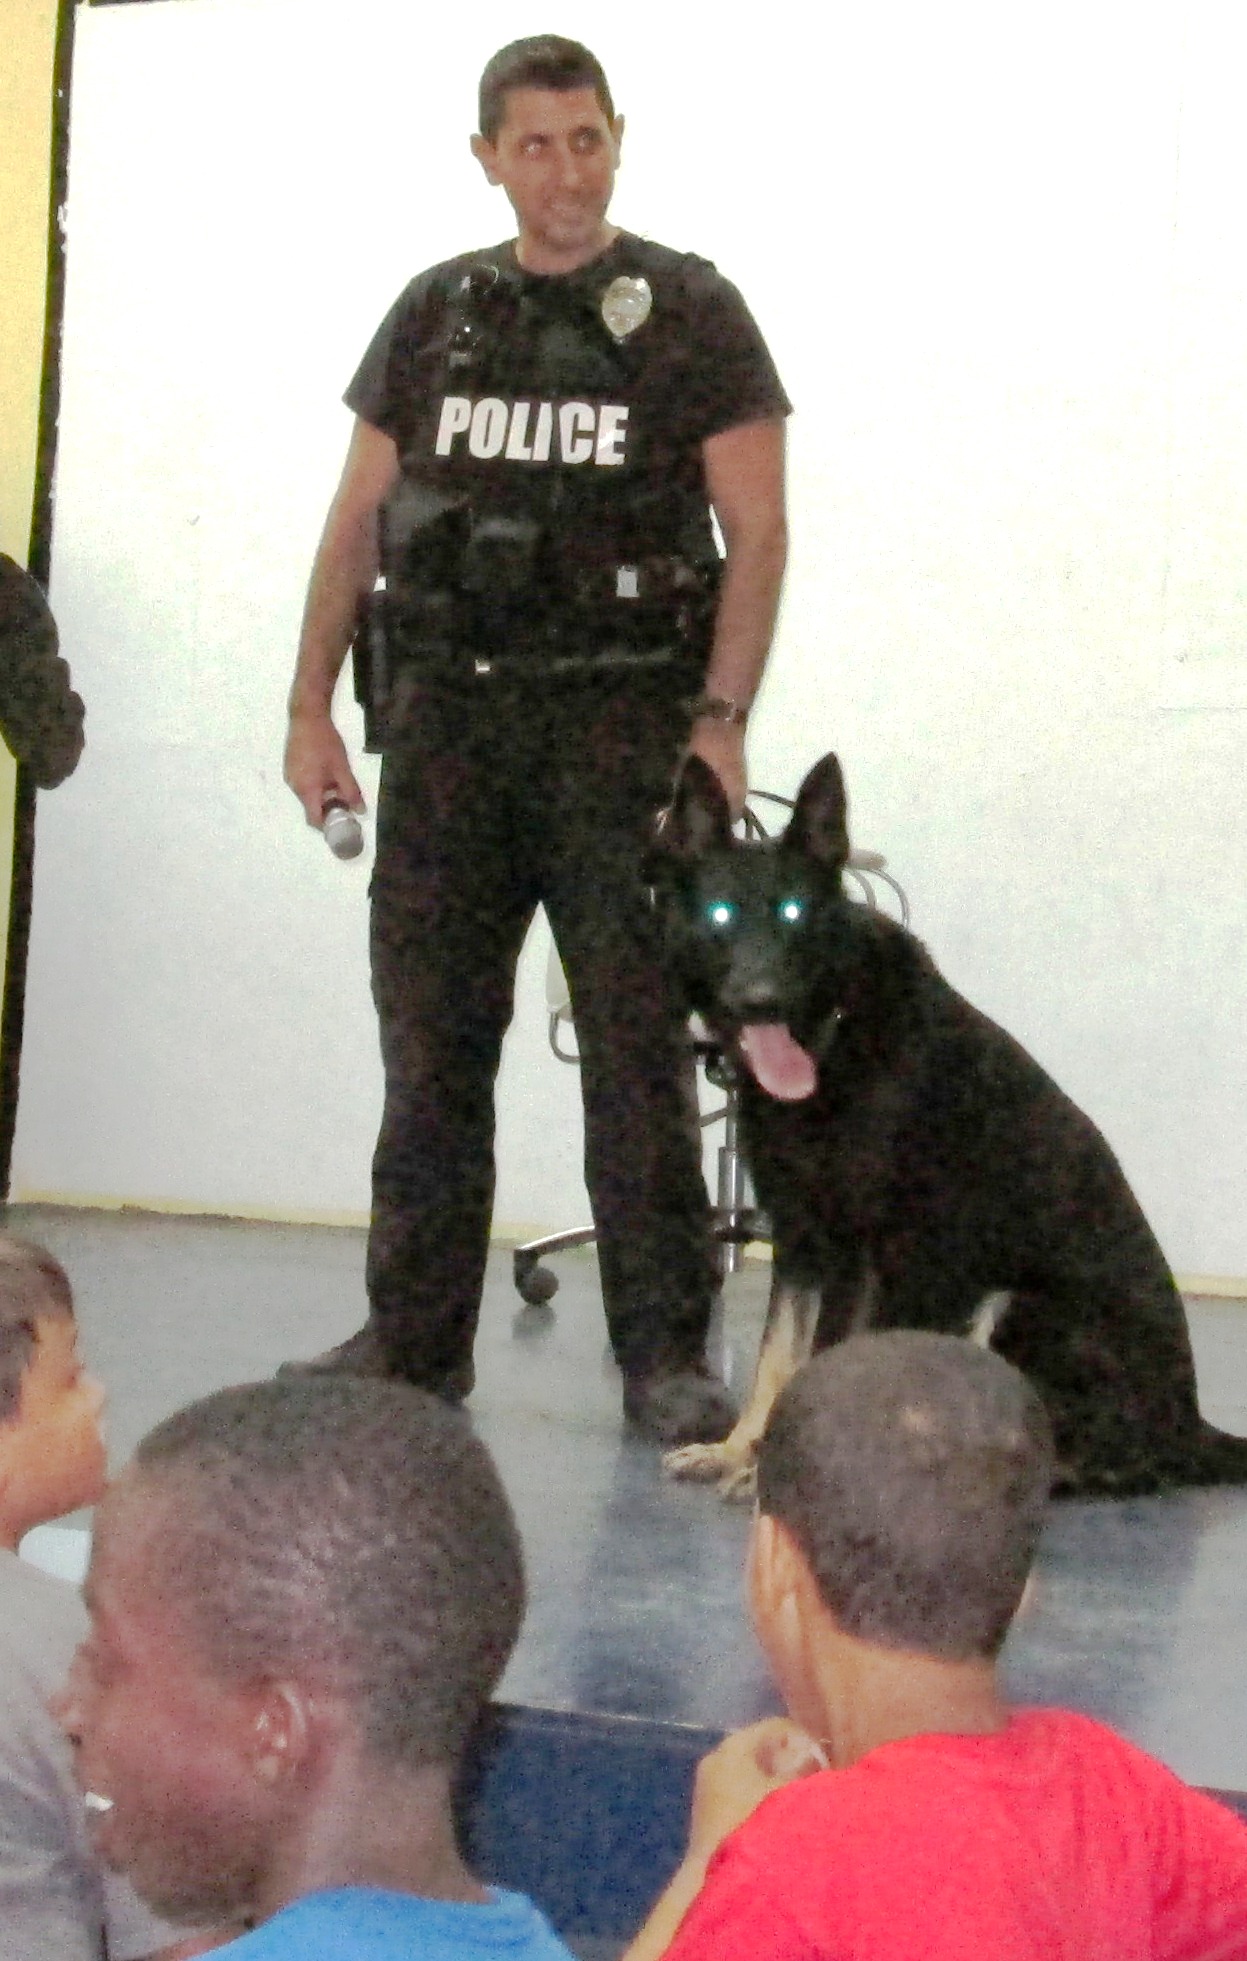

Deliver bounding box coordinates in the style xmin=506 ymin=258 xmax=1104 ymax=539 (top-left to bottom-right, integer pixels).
xmin=471 ymin=86 xmax=624 ymax=273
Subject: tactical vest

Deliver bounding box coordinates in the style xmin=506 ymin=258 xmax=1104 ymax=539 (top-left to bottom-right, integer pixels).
xmin=378 ymin=245 xmax=722 ymax=686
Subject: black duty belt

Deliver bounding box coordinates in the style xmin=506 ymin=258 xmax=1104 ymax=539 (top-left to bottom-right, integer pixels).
xmin=462 ymin=644 xmax=685 ymax=677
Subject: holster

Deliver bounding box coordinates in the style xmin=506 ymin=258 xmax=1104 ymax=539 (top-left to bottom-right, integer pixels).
xmin=351 ymin=587 xmax=392 ymax=754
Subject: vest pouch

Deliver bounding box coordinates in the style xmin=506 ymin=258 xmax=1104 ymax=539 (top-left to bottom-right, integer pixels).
xmin=555 ymin=548 xmax=718 ymax=649
xmin=460 ymin=513 xmax=542 ymax=598
xmin=562 ymin=552 xmax=713 ymax=608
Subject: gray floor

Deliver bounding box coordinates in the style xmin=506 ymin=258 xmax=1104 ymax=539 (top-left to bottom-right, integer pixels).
xmin=12 ymin=1203 xmax=1247 ymax=1796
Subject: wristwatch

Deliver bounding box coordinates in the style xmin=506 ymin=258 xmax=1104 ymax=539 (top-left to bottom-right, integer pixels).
xmin=690 ymin=693 xmax=749 ymax=728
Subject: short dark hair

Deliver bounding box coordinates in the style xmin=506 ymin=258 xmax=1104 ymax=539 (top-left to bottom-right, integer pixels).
xmin=757 ymin=1332 xmax=1054 ymax=1660
xmin=132 ymin=1378 xmax=525 ymax=1770
xmin=0 ymin=1233 xmax=74 ymax=1422
xmin=478 ymin=36 xmax=615 ymax=143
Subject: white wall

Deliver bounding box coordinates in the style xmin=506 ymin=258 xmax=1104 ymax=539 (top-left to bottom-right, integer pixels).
xmin=14 ymin=0 xmax=1247 ymax=1278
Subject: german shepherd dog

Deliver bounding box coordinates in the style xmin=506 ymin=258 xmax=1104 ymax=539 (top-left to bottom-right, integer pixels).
xmin=647 ymin=751 xmax=1247 ymax=1498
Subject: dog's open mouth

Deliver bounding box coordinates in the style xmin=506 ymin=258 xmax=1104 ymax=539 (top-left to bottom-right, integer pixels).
xmin=738 ymin=1023 xmax=818 ymax=1101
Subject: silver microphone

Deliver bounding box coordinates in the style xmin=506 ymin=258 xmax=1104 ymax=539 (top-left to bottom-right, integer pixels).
xmin=322 ymin=799 xmax=365 ymax=860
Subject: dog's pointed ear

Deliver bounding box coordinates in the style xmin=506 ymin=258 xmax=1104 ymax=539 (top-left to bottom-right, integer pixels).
xmin=786 ymin=754 xmax=849 ymax=872
xmin=649 ymin=753 xmax=734 ymax=867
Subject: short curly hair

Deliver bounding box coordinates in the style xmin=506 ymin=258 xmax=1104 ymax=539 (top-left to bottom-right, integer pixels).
xmin=132 ymin=1377 xmax=525 ymax=1770
xmin=757 ymin=1332 xmax=1054 ymax=1660
xmin=0 ymin=1233 xmax=74 ymax=1422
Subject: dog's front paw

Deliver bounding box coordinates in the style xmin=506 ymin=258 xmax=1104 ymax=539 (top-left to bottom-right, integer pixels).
xmin=663 ymin=1440 xmax=734 ymax=1481
xmin=663 ymin=1438 xmax=758 ymax=1499
xmin=716 ymin=1458 xmax=759 ymax=1503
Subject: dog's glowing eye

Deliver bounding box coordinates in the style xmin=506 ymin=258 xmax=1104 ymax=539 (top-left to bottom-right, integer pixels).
xmin=706 ymin=900 xmax=737 ymax=929
xmin=777 ymin=897 xmax=805 ymax=924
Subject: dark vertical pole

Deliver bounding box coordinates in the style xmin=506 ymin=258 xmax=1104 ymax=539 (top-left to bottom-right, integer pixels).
xmin=0 ymin=0 xmax=77 ymax=1199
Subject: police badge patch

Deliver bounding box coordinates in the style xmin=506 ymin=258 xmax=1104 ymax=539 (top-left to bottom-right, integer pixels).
xmin=600 ymin=275 xmax=653 ymax=341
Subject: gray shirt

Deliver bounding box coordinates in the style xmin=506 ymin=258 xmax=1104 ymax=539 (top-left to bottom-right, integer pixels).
xmin=0 ymin=1548 xmax=181 ymax=1960
xmin=0 ymin=554 xmax=85 ymax=787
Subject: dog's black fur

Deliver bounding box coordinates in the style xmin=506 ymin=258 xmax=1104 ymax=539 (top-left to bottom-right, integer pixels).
xmin=648 ymin=751 xmax=1247 ymax=1497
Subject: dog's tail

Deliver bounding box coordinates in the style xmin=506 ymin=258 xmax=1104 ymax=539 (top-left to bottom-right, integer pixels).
xmin=1057 ymin=1418 xmax=1247 ymax=1498
xmin=1187 ymin=1420 xmax=1247 ymax=1486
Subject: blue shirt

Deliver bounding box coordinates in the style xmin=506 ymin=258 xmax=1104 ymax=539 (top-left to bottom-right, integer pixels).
xmin=220 ymin=1886 xmax=575 ymax=1957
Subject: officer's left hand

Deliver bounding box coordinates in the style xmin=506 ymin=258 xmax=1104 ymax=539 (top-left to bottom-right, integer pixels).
xmin=687 ymin=719 xmax=747 ymax=820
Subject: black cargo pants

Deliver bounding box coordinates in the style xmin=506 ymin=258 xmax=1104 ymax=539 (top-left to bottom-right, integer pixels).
xmin=366 ymin=666 xmax=717 ymax=1389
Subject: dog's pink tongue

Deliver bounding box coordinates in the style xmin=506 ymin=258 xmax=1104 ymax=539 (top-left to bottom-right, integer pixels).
xmin=738 ymin=1024 xmax=818 ymax=1101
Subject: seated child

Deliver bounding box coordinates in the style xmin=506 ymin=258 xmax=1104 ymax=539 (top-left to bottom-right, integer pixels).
xmin=625 ymin=1330 xmax=1247 ymax=1959
xmin=0 ymin=1231 xmax=206 ymax=1959
xmin=0 ymin=552 xmax=85 ymax=787
xmin=57 ymin=1373 xmax=577 ymax=1958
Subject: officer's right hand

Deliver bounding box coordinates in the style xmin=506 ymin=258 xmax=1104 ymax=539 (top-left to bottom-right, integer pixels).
xmin=284 ymin=709 xmax=365 ymax=827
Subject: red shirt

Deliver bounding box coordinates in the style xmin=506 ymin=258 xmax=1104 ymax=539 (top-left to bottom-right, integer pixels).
xmin=663 ymin=1711 xmax=1247 ymax=1960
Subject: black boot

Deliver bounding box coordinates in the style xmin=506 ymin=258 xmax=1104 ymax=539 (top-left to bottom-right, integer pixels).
xmin=623 ymin=1364 xmax=737 ymax=1446
xmin=278 ymin=1326 xmax=474 ymax=1404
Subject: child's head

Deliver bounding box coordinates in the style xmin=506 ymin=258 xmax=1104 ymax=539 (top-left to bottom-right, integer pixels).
xmin=62 ymin=1376 xmax=525 ymax=1927
xmin=754 ymin=1331 xmax=1053 ymax=1671
xmin=0 ymin=1233 xmax=105 ymax=1545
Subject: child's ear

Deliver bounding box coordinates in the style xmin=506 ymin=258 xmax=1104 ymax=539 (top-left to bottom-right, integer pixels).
xmin=0 ymin=1443 xmax=18 ymax=1544
xmin=246 ymin=1681 xmax=312 ymax=1788
xmin=747 ymin=1511 xmax=808 ymax=1627
xmin=749 ymin=1510 xmax=837 ymax=1671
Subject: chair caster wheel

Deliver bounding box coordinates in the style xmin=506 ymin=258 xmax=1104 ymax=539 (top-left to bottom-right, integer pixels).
xmin=514 ymin=1257 xmax=559 ymax=1308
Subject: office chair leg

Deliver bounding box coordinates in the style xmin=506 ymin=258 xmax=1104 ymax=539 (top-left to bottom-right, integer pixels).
xmin=514 ymin=1227 xmax=598 ymax=1307
xmin=713 ymin=1091 xmax=767 ymax=1278
xmin=716 ymin=1140 xmax=748 ymax=1276
xmin=512 ymin=1066 xmax=773 ymax=1309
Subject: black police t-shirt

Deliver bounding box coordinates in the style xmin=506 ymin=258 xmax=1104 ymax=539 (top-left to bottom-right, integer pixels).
xmin=345 ymin=234 xmax=789 ymax=665
xmin=344 ymin=232 xmax=790 ymax=504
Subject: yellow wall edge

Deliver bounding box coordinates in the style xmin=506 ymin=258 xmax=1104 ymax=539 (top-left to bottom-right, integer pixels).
xmin=12 ymin=1188 xmax=374 ymax=1233
xmin=0 ymin=0 xmax=61 ymax=991
xmin=0 ymin=0 xmax=58 ymax=558
xmin=10 ymin=1190 xmax=1247 ymax=1300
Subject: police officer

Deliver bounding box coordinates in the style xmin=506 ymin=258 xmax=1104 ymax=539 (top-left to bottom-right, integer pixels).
xmin=283 ymin=36 xmax=790 ymax=1446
